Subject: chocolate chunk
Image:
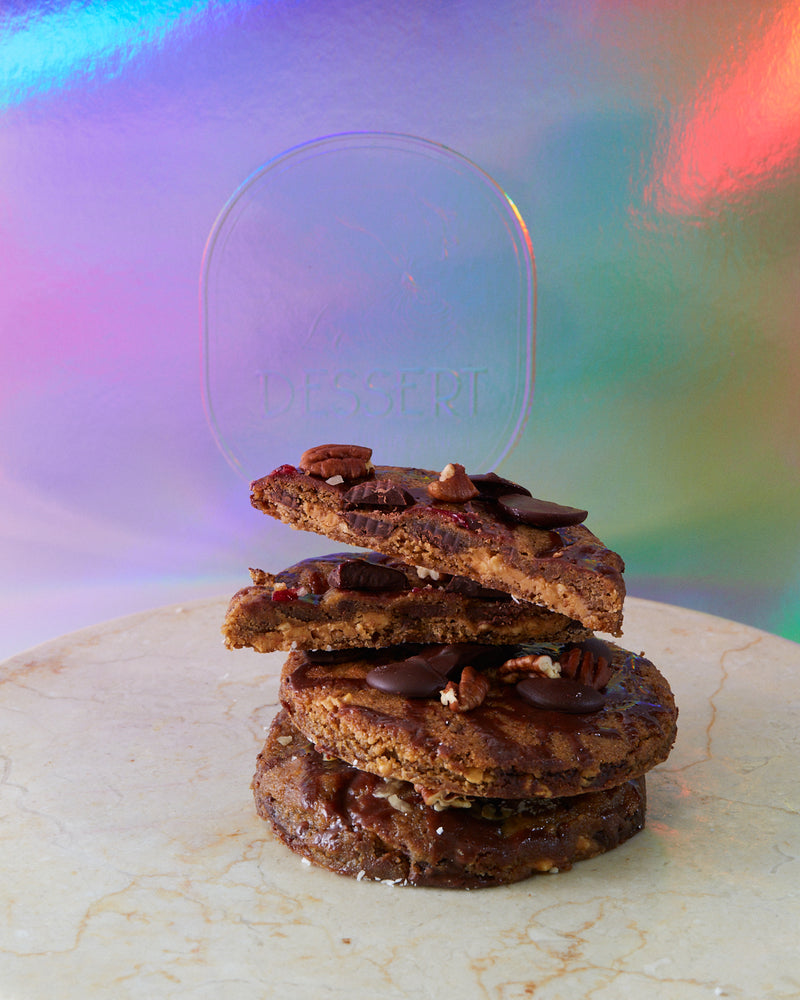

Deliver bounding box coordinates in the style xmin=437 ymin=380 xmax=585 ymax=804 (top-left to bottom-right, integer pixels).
xmin=342 ymin=511 xmax=397 ymax=538
xmin=444 ymin=576 xmax=511 ymax=601
xmin=344 ymin=479 xmax=415 ymax=510
xmin=498 ymin=494 xmax=588 ymax=528
xmin=469 ymin=472 xmax=532 ymax=499
xmin=516 ymin=675 xmax=605 ymax=714
xmin=414 ymin=510 xmax=479 ymax=554
xmin=270 ymin=489 xmax=300 ymax=510
xmin=366 ymin=657 xmax=447 ymax=698
xmin=329 ymin=558 xmax=409 ymax=592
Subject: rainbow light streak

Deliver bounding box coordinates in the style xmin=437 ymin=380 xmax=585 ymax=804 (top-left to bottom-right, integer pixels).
xmin=645 ymin=5 xmax=800 ymax=215
xmin=0 ymin=0 xmax=263 ymax=109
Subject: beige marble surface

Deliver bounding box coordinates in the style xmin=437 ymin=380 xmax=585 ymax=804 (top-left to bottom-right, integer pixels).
xmin=1 ymin=596 xmax=799 ymax=999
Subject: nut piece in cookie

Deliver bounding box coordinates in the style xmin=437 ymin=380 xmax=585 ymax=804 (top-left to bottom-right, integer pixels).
xmin=427 ymin=463 xmax=479 ymax=503
xmin=299 ymin=443 xmax=374 ymax=481
xmin=559 ymin=636 xmax=614 ymax=690
xmin=440 ymin=665 xmax=490 ymax=712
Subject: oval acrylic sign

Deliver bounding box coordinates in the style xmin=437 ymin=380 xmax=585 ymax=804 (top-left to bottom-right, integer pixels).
xmin=201 ymin=131 xmax=535 ymax=479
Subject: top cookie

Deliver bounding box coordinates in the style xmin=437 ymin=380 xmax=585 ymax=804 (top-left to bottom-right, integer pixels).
xmin=249 ymin=445 xmax=625 ymax=635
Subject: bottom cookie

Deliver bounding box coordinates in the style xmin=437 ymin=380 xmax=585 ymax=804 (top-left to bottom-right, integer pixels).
xmin=253 ymin=710 xmax=647 ymax=889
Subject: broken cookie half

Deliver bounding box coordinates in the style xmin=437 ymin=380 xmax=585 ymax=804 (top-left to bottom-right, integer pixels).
xmin=222 ymin=551 xmax=590 ymax=653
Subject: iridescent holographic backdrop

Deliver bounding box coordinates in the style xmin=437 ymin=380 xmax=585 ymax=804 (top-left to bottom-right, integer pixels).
xmin=2 ymin=0 xmax=799 ymax=657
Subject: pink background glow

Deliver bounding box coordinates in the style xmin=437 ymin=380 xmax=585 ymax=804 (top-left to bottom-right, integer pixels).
xmin=2 ymin=0 xmax=799 ymax=657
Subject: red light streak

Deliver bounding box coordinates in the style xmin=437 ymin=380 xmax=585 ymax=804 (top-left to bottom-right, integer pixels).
xmin=644 ymin=5 xmax=800 ymax=215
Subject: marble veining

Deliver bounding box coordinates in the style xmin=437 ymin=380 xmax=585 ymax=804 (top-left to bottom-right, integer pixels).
xmin=1 ymin=597 xmax=799 ymax=999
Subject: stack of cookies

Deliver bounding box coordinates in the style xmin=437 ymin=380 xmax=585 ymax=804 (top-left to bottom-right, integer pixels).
xmin=223 ymin=444 xmax=677 ymax=889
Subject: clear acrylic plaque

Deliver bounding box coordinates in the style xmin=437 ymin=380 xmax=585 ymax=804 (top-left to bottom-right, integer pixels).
xmin=201 ymin=132 xmax=535 ymax=480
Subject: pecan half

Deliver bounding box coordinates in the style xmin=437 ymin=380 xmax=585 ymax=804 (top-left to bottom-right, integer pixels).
xmin=299 ymin=443 xmax=373 ymax=481
xmin=498 ymin=652 xmax=562 ymax=684
xmin=440 ymin=665 xmax=489 ymax=712
xmin=427 ymin=462 xmax=479 ymax=503
xmin=559 ymin=638 xmax=614 ymax=690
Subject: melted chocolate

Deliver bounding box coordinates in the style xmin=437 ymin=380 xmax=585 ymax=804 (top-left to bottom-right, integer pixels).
xmin=257 ymin=712 xmax=648 ymax=888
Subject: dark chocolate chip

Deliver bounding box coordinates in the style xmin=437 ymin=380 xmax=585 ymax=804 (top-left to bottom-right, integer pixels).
xmin=328 ymin=558 xmax=409 ymax=592
xmin=498 ymin=494 xmax=588 ymax=528
xmin=366 ymin=657 xmax=447 ymax=698
xmin=469 ymin=472 xmax=532 ymax=499
xmin=344 ymin=479 xmax=415 ymax=510
xmin=516 ymin=676 xmax=605 ymax=713
xmin=444 ymin=575 xmax=511 ymax=601
xmin=417 ymin=644 xmax=482 ymax=679
xmin=419 ymin=643 xmax=513 ymax=675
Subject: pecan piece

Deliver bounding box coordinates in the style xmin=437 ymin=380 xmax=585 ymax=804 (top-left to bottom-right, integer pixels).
xmin=416 ymin=786 xmax=472 ymax=810
xmin=427 ymin=462 xmax=479 ymax=502
xmin=299 ymin=443 xmax=373 ymax=481
xmin=440 ymin=665 xmax=489 ymax=712
xmin=498 ymin=652 xmax=561 ymax=684
xmin=559 ymin=638 xmax=614 ymax=690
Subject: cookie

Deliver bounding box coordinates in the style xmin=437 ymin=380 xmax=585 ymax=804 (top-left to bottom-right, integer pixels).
xmin=249 ymin=450 xmax=625 ymax=634
xmin=253 ymin=710 xmax=647 ymax=889
xmin=279 ymin=639 xmax=677 ymax=800
xmin=222 ymin=552 xmax=589 ymax=652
